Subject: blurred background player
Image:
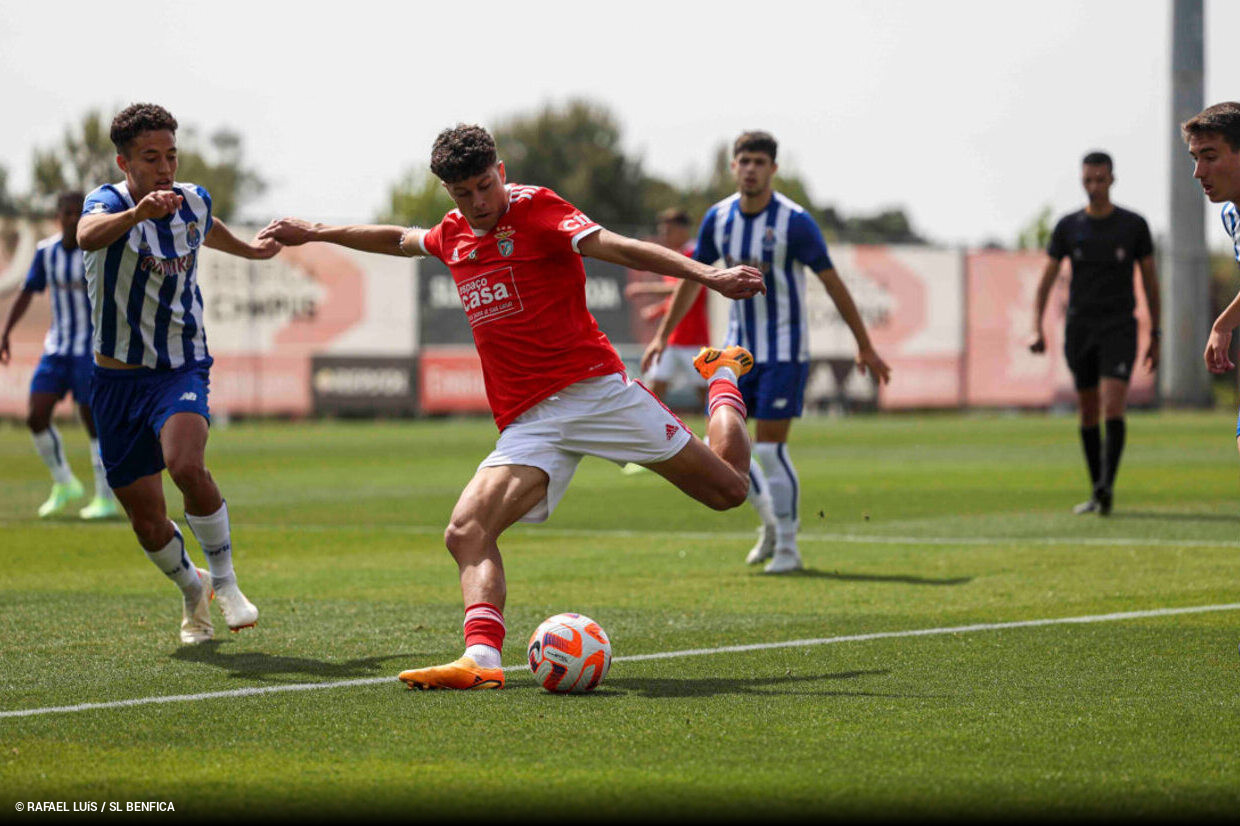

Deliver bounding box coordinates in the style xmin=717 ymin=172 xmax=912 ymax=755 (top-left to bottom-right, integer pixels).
xmin=1186 ymin=104 xmax=1240 ymax=449
xmin=0 ymin=191 xmax=118 ymax=519
xmin=78 ymin=103 xmax=277 ymax=643
xmin=1030 ymin=151 xmax=1160 ymax=516
xmin=624 ymin=208 xmax=709 ymax=410
xmin=260 ymin=123 xmax=765 ymax=690
xmin=643 ymin=130 xmax=891 ymax=574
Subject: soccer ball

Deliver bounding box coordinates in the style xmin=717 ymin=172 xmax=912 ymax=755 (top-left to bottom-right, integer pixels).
xmin=527 ymin=613 xmax=612 ymax=693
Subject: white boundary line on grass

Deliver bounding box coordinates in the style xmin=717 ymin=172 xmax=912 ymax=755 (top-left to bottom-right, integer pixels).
xmin=3 ymin=602 xmax=1237 ymax=720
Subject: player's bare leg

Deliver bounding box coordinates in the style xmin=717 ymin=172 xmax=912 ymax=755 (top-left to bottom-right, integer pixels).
xmin=399 ymin=464 xmax=548 ymax=691
xmin=113 ymin=473 xmax=213 ymax=643
xmin=161 ymin=412 xmax=257 ymax=632
xmin=27 ymin=391 xmax=83 ymax=517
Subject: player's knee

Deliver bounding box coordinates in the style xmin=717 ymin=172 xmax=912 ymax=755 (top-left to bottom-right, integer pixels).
xmin=166 ymin=456 xmax=208 ymax=492
xmin=26 ymin=411 xmax=50 ymax=433
xmin=129 ymin=513 xmax=170 ymax=549
xmin=444 ymin=519 xmax=489 ymax=559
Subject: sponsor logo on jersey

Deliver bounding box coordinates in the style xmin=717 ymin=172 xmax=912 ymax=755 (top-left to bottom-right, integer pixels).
xmin=456 ymin=266 xmax=523 ymax=327
xmin=557 ymin=212 xmax=593 ymax=233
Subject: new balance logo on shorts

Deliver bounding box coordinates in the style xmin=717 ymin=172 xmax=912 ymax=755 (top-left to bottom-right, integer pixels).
xmin=180 ymin=392 xmax=197 ymax=401
xmin=665 ymin=424 xmax=679 ymax=441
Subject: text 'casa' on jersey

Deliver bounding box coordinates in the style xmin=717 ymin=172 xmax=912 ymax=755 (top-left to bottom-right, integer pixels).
xmin=419 ymin=184 xmax=625 ymax=430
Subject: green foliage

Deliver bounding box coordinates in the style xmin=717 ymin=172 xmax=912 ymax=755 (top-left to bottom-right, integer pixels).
xmin=1016 ymin=204 xmax=1054 ymax=251
xmin=376 ymin=168 xmax=454 ymax=228
xmin=29 ymin=110 xmax=264 ymax=220
xmin=0 ymin=163 xmax=15 ymax=216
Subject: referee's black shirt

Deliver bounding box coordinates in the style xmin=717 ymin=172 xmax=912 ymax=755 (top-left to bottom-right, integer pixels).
xmin=1047 ymin=206 xmax=1154 ymax=321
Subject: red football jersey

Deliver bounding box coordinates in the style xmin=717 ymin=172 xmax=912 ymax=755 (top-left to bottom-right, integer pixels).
xmin=662 ymin=242 xmax=709 ymax=346
xmin=421 ymin=185 xmax=626 ymax=430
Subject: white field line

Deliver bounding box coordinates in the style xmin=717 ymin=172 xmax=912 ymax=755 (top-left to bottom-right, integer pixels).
xmin=3 ymin=602 xmax=1238 ymax=720
xmin=8 ymin=520 xmax=1240 ymax=549
xmin=240 ymin=522 xmax=1240 ymax=549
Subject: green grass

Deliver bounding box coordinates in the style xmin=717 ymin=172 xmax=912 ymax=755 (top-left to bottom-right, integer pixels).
xmin=2 ymin=410 xmax=1239 ymax=818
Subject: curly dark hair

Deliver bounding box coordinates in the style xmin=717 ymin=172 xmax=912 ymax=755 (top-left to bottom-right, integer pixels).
xmin=110 ymin=103 xmax=178 ymax=154
xmin=733 ymin=130 xmax=777 ymax=161
xmin=430 ymin=124 xmax=498 ymax=183
xmin=1182 ymin=102 xmax=1240 ymax=151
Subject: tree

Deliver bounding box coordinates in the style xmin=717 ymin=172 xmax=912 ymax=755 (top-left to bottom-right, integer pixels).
xmin=376 ymin=168 xmax=454 ymax=228
xmin=1016 ymin=205 xmax=1053 ymax=251
xmin=0 ymin=163 xmax=16 ymax=217
xmin=29 ymin=110 xmax=265 ymax=220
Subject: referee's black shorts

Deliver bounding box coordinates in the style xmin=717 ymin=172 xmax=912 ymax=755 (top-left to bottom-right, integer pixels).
xmin=1064 ymin=315 xmax=1138 ymax=391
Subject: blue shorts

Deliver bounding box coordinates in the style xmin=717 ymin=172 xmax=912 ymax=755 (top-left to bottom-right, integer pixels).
xmin=1235 ymin=407 xmax=1240 ymax=438
xmin=736 ymin=361 xmax=810 ymax=420
xmin=90 ymin=358 xmax=212 ymax=489
xmin=30 ymin=354 xmax=94 ymax=403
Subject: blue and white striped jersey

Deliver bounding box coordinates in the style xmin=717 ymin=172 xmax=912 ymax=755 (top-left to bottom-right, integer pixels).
xmin=23 ymin=235 xmax=91 ymax=357
xmin=81 ymin=182 xmax=213 ymax=369
xmin=1222 ymin=202 xmax=1240 ymax=264
xmin=695 ymin=192 xmax=833 ymax=364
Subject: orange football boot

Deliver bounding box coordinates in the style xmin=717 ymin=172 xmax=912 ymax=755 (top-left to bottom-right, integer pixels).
xmin=398 ymin=656 xmax=505 ymax=690
xmin=693 ymin=345 xmax=754 ymax=380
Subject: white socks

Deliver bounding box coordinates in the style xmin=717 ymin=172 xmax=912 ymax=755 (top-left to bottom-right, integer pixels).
xmin=185 ymin=501 xmax=235 ymax=587
xmin=747 ymin=457 xmax=777 ymax=529
xmin=88 ymin=438 xmax=112 ymax=500
xmin=755 ymin=442 xmax=799 ymax=548
xmin=32 ymin=427 xmax=74 ymax=484
xmin=465 ymin=644 xmax=502 ymax=668
xmin=144 ymin=524 xmax=202 ymax=593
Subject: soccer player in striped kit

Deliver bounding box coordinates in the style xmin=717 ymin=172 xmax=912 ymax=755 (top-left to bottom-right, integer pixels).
xmin=1 ymin=192 xmax=118 ymax=519
xmin=261 ymin=123 xmax=765 ymax=690
xmin=644 ymin=131 xmax=891 ymax=573
xmin=77 ymin=104 xmax=279 ymax=644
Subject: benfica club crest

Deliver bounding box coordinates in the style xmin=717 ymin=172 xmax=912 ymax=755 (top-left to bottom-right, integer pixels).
xmin=495 ymin=226 xmax=516 ymax=257
xmin=186 ymin=221 xmax=202 ymax=249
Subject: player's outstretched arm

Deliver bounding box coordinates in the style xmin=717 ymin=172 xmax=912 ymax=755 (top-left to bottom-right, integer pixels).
xmin=204 ymin=218 xmax=281 ymax=260
xmin=0 ymin=289 xmax=36 ymax=365
xmin=815 ymin=267 xmax=891 ymax=385
xmin=1029 ymin=257 xmax=1061 ymax=355
xmin=579 ymin=230 xmax=763 ymax=300
xmin=258 ymin=218 xmax=426 ymax=258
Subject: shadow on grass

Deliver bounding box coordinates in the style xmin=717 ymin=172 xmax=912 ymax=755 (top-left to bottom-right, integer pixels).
xmin=170 ymin=643 xmax=410 ymax=682
xmin=1109 ymin=511 xmax=1240 ymax=524
xmin=763 ymin=568 xmax=972 ymax=586
xmin=591 ymin=668 xmax=940 ymax=699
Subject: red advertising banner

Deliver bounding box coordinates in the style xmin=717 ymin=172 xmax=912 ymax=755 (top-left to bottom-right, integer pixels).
xmin=964 ymin=251 xmax=1155 ymax=407
xmin=418 ymin=346 xmax=489 ymax=414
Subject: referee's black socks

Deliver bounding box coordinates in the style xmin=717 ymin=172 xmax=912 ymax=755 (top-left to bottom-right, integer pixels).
xmin=1101 ymin=417 xmax=1126 ymax=494
xmin=1079 ymin=425 xmax=1102 ymax=492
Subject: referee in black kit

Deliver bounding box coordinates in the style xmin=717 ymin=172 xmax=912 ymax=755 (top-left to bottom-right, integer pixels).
xmin=1031 ymin=151 xmax=1161 ymax=516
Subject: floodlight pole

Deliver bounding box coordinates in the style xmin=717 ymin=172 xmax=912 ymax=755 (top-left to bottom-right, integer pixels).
xmin=1163 ymin=0 xmax=1211 ymax=406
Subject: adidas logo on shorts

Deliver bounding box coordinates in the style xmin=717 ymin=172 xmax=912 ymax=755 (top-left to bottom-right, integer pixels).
xmin=665 ymin=424 xmax=679 ymax=441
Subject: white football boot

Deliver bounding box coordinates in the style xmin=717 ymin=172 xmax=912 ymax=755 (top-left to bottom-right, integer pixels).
xmin=745 ymin=525 xmax=776 ymax=565
xmin=180 ymin=568 xmax=214 ymax=644
xmin=763 ymin=547 xmax=804 ymax=574
xmin=213 ymin=578 xmax=258 ymax=632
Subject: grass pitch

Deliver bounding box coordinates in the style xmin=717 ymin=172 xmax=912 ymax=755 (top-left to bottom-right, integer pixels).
xmin=1 ymin=410 xmax=1238 ymax=819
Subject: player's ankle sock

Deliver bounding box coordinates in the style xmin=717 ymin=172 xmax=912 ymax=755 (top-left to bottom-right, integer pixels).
xmin=145 ymin=523 xmax=202 ymax=593
xmin=463 ymin=602 xmax=505 ymax=667
xmin=775 ymin=518 xmax=799 ymax=549
xmin=1078 ymin=425 xmax=1102 ymax=491
xmin=32 ymin=426 xmax=74 ymax=484
xmin=1102 ymin=417 xmax=1126 ymax=491
xmin=747 ymin=457 xmax=777 ymax=529
xmin=756 ymin=442 xmax=799 ymax=541
xmin=185 ymin=501 xmax=235 ymax=587
xmin=707 ymin=376 xmax=746 ymax=418
xmin=88 ymin=438 xmax=111 ymax=500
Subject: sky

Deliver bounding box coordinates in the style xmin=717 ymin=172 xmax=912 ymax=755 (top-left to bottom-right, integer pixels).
xmin=1 ymin=0 xmax=1237 ymax=249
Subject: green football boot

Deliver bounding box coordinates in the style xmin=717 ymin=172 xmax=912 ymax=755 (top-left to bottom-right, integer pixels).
xmin=37 ymin=478 xmax=84 ymax=518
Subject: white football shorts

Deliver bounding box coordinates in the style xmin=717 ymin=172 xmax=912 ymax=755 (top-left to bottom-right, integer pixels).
xmin=478 ymin=373 xmax=693 ymax=523
xmin=646 ymin=345 xmax=706 ymax=387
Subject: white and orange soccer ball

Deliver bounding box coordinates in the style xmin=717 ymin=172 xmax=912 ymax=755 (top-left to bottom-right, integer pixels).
xmin=527 ymin=613 xmax=612 ymax=693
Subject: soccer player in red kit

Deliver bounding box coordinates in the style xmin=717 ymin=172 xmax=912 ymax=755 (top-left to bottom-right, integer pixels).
xmin=260 ymin=124 xmax=765 ymax=690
